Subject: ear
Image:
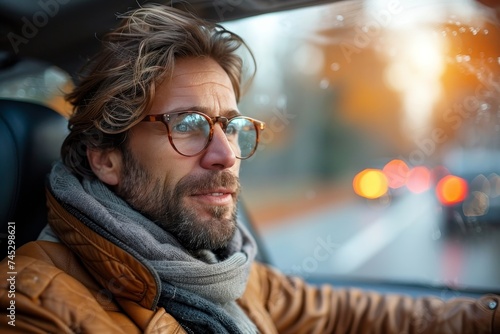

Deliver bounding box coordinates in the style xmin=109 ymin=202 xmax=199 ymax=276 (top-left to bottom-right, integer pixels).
xmin=87 ymin=148 xmax=122 ymax=186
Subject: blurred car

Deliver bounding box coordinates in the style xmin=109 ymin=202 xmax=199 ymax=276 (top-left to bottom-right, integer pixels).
xmin=435 ymin=148 xmax=500 ymax=231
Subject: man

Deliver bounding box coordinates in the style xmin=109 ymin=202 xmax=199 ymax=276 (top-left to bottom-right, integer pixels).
xmin=0 ymin=4 xmax=499 ymax=333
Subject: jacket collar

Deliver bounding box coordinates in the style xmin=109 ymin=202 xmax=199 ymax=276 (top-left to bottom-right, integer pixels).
xmin=46 ymin=189 xmax=161 ymax=310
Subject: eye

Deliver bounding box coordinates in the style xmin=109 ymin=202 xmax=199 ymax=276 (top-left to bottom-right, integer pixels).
xmin=169 ymin=113 xmax=209 ymax=138
xmin=226 ymin=122 xmax=239 ymax=136
xmin=172 ymin=121 xmax=191 ymax=133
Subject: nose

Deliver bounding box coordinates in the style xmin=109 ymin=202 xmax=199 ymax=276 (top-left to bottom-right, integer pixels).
xmin=199 ymin=124 xmax=236 ymax=170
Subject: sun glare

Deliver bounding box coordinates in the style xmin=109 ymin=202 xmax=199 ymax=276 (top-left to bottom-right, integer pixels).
xmin=383 ymin=29 xmax=445 ymax=138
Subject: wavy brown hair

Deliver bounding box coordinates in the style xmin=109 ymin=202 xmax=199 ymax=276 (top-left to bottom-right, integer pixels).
xmin=62 ymin=4 xmax=254 ymax=178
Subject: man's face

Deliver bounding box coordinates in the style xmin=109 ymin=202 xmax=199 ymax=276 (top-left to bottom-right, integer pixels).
xmin=115 ymin=57 xmax=242 ymax=251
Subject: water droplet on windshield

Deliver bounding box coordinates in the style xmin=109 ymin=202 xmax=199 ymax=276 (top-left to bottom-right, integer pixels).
xmin=470 ymin=27 xmax=479 ymax=35
xmin=431 ymin=229 xmax=441 ymax=240
xmin=320 ymin=79 xmax=330 ymax=89
xmin=480 ymin=103 xmax=490 ymax=111
xmin=256 ymin=94 xmax=270 ymax=105
xmin=276 ymin=94 xmax=287 ymax=109
xmin=456 ymin=55 xmax=471 ymax=63
xmin=330 ymin=63 xmax=340 ymax=71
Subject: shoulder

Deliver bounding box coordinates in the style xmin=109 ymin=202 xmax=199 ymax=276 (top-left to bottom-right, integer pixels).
xmin=3 ymin=240 xmax=103 ymax=292
xmin=1 ymin=241 xmax=86 ymax=294
xmin=0 ymin=241 xmax=187 ymax=333
xmin=0 ymin=241 xmax=126 ymax=332
xmin=248 ymin=261 xmax=301 ymax=287
xmin=246 ymin=261 xmax=302 ymax=300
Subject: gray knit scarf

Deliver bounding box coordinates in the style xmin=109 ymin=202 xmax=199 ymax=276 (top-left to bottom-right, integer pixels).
xmin=48 ymin=161 xmax=258 ymax=333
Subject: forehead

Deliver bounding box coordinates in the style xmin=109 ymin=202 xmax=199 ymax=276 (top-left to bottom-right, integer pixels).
xmin=150 ymin=57 xmax=236 ymax=114
xmin=171 ymin=57 xmax=233 ymax=87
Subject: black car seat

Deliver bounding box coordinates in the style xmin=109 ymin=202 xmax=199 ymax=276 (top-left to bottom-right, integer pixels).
xmin=0 ymin=99 xmax=68 ymax=259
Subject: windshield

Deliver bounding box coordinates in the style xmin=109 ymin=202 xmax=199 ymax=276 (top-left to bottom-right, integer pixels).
xmin=224 ymin=0 xmax=500 ymax=292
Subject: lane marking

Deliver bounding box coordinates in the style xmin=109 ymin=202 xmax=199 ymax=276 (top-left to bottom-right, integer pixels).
xmin=331 ymin=194 xmax=433 ymax=273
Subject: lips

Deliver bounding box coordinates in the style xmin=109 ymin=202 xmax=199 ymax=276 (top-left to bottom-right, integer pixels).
xmin=178 ymin=171 xmax=240 ymax=207
xmin=192 ymin=185 xmax=235 ymax=194
xmin=190 ymin=190 xmax=234 ymax=206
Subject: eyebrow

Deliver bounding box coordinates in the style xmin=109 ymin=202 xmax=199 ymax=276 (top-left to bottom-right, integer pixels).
xmin=160 ymin=106 xmax=241 ymax=118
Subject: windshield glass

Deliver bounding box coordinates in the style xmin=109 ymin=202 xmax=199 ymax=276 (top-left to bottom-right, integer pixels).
xmin=224 ymin=0 xmax=500 ymax=292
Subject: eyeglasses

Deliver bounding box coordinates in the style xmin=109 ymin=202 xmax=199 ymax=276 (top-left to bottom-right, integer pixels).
xmin=141 ymin=111 xmax=266 ymax=159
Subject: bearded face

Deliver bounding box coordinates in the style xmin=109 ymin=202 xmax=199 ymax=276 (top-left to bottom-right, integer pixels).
xmin=115 ymin=146 xmax=240 ymax=251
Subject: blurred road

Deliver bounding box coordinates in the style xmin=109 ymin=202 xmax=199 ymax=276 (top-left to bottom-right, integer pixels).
xmin=259 ymin=191 xmax=500 ymax=292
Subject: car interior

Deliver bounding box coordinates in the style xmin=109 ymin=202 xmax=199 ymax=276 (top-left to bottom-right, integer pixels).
xmin=1 ymin=0 xmax=499 ymax=302
xmin=0 ymin=98 xmax=67 ymax=256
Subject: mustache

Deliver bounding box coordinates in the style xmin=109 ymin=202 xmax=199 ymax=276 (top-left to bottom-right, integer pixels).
xmin=175 ymin=170 xmax=240 ymax=195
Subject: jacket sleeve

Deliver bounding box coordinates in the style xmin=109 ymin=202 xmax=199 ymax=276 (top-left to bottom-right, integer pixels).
xmin=253 ymin=262 xmax=500 ymax=334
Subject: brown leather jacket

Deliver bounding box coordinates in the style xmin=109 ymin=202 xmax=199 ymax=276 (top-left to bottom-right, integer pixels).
xmin=1 ymin=192 xmax=499 ymax=333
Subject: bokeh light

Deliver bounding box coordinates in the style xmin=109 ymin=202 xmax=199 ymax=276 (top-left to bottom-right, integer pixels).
xmin=436 ymin=175 xmax=468 ymax=205
xmin=383 ymin=159 xmax=410 ymax=189
xmin=406 ymin=166 xmax=432 ymax=194
xmin=353 ymin=169 xmax=389 ymax=199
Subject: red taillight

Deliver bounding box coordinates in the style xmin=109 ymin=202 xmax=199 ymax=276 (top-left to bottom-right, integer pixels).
xmin=436 ymin=175 xmax=468 ymax=205
xmin=406 ymin=166 xmax=432 ymax=194
xmin=383 ymin=159 xmax=409 ymax=189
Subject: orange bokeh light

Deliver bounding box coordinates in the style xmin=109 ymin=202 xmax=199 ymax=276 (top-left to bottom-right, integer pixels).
xmin=353 ymin=169 xmax=388 ymax=199
xmin=436 ymin=175 xmax=468 ymax=205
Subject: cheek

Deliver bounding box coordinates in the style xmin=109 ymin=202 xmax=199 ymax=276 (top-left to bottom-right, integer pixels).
xmin=128 ymin=126 xmax=174 ymax=168
xmin=232 ymin=160 xmax=241 ymax=177
xmin=131 ymin=144 xmax=198 ymax=191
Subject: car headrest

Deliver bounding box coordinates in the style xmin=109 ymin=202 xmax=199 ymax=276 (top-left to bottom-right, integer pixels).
xmin=0 ymin=99 xmax=68 ymax=258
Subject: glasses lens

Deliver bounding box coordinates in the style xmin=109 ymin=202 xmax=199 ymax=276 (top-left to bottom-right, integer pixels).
xmin=226 ymin=117 xmax=257 ymax=159
xmin=169 ymin=113 xmax=210 ymax=156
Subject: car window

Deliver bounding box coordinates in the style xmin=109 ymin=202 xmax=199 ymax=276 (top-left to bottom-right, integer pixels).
xmin=223 ymin=0 xmax=500 ymax=292
xmin=0 ymin=57 xmax=73 ymax=117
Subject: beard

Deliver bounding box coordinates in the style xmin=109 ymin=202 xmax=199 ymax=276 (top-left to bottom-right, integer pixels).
xmin=115 ymin=148 xmax=240 ymax=251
